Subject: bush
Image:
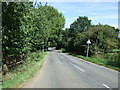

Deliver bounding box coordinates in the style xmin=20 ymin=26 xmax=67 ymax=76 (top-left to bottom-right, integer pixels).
xmin=92 ymin=52 xmax=120 ymax=68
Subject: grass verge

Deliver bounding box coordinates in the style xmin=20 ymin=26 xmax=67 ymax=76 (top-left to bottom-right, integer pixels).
xmin=0 ymin=82 xmax=2 ymax=90
xmin=61 ymin=48 xmax=120 ymax=71
xmin=3 ymin=51 xmax=48 ymax=88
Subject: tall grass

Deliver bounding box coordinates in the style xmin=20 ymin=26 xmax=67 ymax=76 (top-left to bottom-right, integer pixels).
xmin=0 ymin=82 xmax=2 ymax=90
xmin=61 ymin=48 xmax=120 ymax=71
xmin=3 ymin=51 xmax=48 ymax=88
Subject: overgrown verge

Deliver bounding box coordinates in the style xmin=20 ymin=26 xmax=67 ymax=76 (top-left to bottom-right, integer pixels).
xmin=2 ymin=51 xmax=48 ymax=88
xmin=0 ymin=82 xmax=2 ymax=90
xmin=61 ymin=48 xmax=120 ymax=71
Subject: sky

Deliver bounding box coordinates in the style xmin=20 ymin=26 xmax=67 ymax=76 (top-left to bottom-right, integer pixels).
xmin=35 ymin=1 xmax=119 ymax=29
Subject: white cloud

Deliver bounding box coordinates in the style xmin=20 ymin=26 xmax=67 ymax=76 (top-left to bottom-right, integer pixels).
xmin=90 ymin=15 xmax=118 ymax=20
xmin=36 ymin=2 xmax=118 ymax=28
xmin=111 ymin=24 xmax=118 ymax=28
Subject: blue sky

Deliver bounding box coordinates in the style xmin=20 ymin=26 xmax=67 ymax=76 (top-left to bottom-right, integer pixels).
xmin=35 ymin=1 xmax=118 ymax=29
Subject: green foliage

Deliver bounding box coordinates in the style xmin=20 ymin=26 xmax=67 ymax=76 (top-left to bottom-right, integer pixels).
xmin=69 ymin=16 xmax=91 ymax=37
xmin=85 ymin=25 xmax=118 ymax=54
xmin=61 ymin=49 xmax=120 ymax=71
xmin=3 ymin=51 xmax=47 ymax=88
xmin=62 ymin=17 xmax=119 ymax=70
xmin=63 ymin=20 xmax=119 ymax=56
xmin=62 ymin=16 xmax=91 ymax=54
xmin=2 ymin=2 xmax=28 ymax=56
xmin=2 ymin=2 xmax=65 ymax=72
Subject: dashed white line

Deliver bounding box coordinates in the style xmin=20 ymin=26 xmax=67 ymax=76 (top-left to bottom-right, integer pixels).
xmin=61 ymin=56 xmax=64 ymax=59
xmin=70 ymin=63 xmax=84 ymax=72
xmin=60 ymin=54 xmax=84 ymax=72
xmin=60 ymin=56 xmax=64 ymax=62
xmin=102 ymin=84 xmax=112 ymax=90
xmin=65 ymin=53 xmax=118 ymax=73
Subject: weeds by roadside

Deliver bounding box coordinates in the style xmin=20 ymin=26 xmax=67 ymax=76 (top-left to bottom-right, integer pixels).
xmin=61 ymin=48 xmax=120 ymax=71
xmin=3 ymin=51 xmax=48 ymax=88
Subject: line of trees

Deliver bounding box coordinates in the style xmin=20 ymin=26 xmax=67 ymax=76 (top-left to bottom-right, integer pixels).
xmin=2 ymin=2 xmax=65 ymax=73
xmin=2 ymin=2 xmax=120 ymax=74
xmin=62 ymin=16 xmax=120 ymax=57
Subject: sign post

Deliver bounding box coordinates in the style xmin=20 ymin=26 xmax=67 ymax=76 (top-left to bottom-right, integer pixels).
xmin=86 ymin=39 xmax=91 ymax=57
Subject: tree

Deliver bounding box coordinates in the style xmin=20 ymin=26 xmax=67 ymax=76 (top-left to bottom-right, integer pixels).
xmin=63 ymin=19 xmax=118 ymax=56
xmin=2 ymin=2 xmax=65 ymax=73
xmin=2 ymin=2 xmax=31 ymax=59
xmin=76 ymin=24 xmax=119 ymax=55
xmin=88 ymin=24 xmax=118 ymax=54
xmin=63 ymin=16 xmax=91 ymax=53
xmin=43 ymin=6 xmax=65 ymax=49
xmin=69 ymin=16 xmax=91 ymax=37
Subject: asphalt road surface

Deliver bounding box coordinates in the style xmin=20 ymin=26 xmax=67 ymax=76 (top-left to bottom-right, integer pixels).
xmin=22 ymin=49 xmax=119 ymax=89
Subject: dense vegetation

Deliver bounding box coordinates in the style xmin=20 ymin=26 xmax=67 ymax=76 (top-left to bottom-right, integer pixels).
xmin=2 ymin=2 xmax=120 ymax=89
xmin=62 ymin=16 xmax=119 ymax=54
xmin=3 ymin=51 xmax=47 ymax=88
xmin=2 ymin=2 xmax=120 ymax=75
xmin=2 ymin=2 xmax=65 ymax=74
xmin=61 ymin=17 xmax=120 ymax=69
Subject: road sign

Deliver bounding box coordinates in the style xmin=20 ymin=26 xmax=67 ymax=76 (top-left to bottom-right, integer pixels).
xmin=86 ymin=39 xmax=91 ymax=57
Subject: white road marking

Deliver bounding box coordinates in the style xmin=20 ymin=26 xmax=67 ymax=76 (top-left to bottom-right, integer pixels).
xmin=70 ymin=63 xmax=84 ymax=72
xmin=61 ymin=56 xmax=64 ymax=59
xmin=61 ymin=56 xmax=64 ymax=61
xmin=102 ymin=84 xmax=112 ymax=90
xmin=63 ymin=53 xmax=118 ymax=73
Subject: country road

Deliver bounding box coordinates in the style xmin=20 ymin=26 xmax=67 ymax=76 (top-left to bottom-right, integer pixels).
xmin=22 ymin=49 xmax=119 ymax=89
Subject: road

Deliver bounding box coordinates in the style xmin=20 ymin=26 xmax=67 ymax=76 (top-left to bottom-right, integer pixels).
xmin=22 ymin=49 xmax=119 ymax=89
